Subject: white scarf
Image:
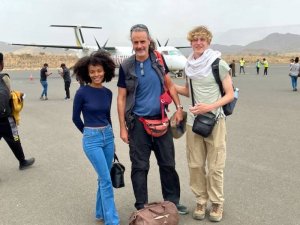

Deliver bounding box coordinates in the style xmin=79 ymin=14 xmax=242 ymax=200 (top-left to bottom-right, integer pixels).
xmin=185 ymin=49 xmax=221 ymax=79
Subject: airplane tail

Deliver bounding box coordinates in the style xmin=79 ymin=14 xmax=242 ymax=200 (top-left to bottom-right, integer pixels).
xmin=50 ymin=25 xmax=102 ymax=48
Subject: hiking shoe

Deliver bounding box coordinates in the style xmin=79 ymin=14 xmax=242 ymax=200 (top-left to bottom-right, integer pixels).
xmin=19 ymin=158 xmax=35 ymax=170
xmin=192 ymin=203 xmax=206 ymax=220
xmin=175 ymin=203 xmax=189 ymax=215
xmin=209 ymin=203 xmax=223 ymax=222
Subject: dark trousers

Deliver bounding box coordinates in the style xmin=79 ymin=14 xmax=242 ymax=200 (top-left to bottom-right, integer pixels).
xmin=0 ymin=117 xmax=25 ymax=163
xmin=256 ymin=67 xmax=260 ymax=75
xmin=128 ymin=115 xmax=181 ymax=209
xmin=264 ymin=68 xmax=268 ymax=75
xmin=65 ymin=81 xmax=71 ymax=98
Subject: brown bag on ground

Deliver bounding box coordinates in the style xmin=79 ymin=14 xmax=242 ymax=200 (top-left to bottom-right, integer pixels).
xmin=129 ymin=201 xmax=179 ymax=225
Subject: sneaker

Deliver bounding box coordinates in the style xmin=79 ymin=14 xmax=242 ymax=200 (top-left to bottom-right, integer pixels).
xmin=19 ymin=158 xmax=35 ymax=170
xmin=44 ymin=97 xmax=48 ymax=100
xmin=40 ymin=96 xmax=44 ymax=100
xmin=95 ymin=217 xmax=104 ymax=223
xmin=175 ymin=203 xmax=189 ymax=215
xmin=209 ymin=203 xmax=223 ymax=222
xmin=193 ymin=203 xmax=206 ymax=220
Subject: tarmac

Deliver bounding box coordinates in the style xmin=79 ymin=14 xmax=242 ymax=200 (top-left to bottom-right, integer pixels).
xmin=0 ymin=65 xmax=299 ymax=225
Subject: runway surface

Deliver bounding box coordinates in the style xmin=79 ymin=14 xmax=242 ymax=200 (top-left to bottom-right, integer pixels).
xmin=0 ymin=64 xmax=299 ymax=225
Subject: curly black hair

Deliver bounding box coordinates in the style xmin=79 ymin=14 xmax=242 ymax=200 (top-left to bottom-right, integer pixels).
xmin=73 ymin=50 xmax=116 ymax=84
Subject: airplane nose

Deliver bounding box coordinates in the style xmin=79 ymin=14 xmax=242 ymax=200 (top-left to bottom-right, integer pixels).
xmin=173 ymin=56 xmax=187 ymax=70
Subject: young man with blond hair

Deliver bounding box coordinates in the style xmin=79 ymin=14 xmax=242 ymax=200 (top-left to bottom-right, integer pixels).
xmin=175 ymin=26 xmax=234 ymax=222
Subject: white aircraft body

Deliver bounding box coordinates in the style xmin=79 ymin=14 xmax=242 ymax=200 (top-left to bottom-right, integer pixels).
xmin=12 ymin=25 xmax=187 ymax=76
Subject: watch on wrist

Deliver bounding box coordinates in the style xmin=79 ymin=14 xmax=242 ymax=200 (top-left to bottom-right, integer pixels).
xmin=176 ymin=105 xmax=183 ymax=110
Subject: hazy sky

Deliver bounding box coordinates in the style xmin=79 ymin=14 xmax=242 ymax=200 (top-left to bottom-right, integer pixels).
xmin=1 ymin=0 xmax=300 ymax=47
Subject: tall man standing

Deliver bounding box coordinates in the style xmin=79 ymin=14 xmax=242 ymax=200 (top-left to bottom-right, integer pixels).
xmin=59 ymin=63 xmax=71 ymax=99
xmin=175 ymin=26 xmax=234 ymax=222
xmin=117 ymin=24 xmax=188 ymax=214
xmin=0 ymin=52 xmax=35 ymax=170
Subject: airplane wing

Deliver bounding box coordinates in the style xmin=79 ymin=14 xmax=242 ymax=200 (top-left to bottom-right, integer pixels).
xmin=175 ymin=46 xmax=191 ymax=49
xmin=103 ymin=47 xmax=117 ymax=51
xmin=11 ymin=43 xmax=83 ymax=50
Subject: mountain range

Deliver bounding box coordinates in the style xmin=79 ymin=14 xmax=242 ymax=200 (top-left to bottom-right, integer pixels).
xmin=179 ymin=32 xmax=300 ymax=56
xmin=2 ymin=32 xmax=300 ymax=55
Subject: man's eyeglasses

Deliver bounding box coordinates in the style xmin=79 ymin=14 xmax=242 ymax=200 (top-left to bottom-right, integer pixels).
xmin=130 ymin=24 xmax=149 ymax=33
xmin=140 ymin=62 xmax=144 ymax=76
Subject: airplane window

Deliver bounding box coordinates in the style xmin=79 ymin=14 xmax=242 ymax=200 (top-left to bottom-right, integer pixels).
xmin=161 ymin=51 xmax=169 ymax=55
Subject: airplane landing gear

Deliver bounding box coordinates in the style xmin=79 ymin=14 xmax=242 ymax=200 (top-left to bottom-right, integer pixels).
xmin=175 ymin=70 xmax=183 ymax=78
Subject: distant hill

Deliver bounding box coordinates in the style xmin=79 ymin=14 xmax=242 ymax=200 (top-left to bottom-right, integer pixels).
xmin=0 ymin=41 xmax=22 ymax=52
xmin=214 ymin=24 xmax=300 ymax=46
xmin=243 ymin=33 xmax=300 ymax=53
xmin=209 ymin=32 xmax=300 ymax=54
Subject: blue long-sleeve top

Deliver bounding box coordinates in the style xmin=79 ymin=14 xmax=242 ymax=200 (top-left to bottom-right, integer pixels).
xmin=72 ymin=85 xmax=112 ymax=133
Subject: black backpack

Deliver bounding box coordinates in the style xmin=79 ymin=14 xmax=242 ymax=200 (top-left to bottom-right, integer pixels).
xmin=211 ymin=58 xmax=237 ymax=116
xmin=0 ymin=73 xmax=11 ymax=118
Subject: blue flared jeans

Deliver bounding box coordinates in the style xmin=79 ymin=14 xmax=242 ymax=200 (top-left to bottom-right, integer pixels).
xmin=82 ymin=125 xmax=119 ymax=225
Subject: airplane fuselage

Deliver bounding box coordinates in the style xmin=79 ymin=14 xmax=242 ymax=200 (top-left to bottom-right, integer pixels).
xmin=79 ymin=45 xmax=186 ymax=75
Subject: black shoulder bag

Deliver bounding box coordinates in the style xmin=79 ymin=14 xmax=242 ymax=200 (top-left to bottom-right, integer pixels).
xmin=190 ymin=79 xmax=216 ymax=138
xmin=110 ymin=153 xmax=125 ymax=188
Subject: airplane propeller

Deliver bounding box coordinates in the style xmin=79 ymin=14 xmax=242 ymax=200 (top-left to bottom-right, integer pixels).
xmin=103 ymin=39 xmax=109 ymax=48
xmin=156 ymin=39 xmax=169 ymax=47
xmin=94 ymin=36 xmax=102 ymax=49
xmin=94 ymin=37 xmax=109 ymax=51
xmin=157 ymin=39 xmax=162 ymax=47
xmin=164 ymin=39 xmax=169 ymax=46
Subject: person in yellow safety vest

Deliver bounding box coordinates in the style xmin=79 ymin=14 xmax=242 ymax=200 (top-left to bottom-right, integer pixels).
xmin=262 ymin=58 xmax=269 ymax=75
xmin=255 ymin=59 xmax=261 ymax=75
xmin=239 ymin=58 xmax=245 ymax=74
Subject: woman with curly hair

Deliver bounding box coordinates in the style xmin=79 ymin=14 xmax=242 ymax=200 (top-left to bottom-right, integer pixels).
xmin=72 ymin=50 xmax=120 ymax=225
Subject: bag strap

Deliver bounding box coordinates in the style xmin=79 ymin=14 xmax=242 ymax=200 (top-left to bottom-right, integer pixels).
xmin=211 ymin=58 xmax=225 ymax=97
xmin=154 ymin=50 xmax=173 ymax=121
xmin=113 ymin=153 xmax=120 ymax=163
xmin=189 ymin=79 xmax=196 ymax=106
xmin=0 ymin=73 xmax=10 ymax=80
xmin=154 ymin=50 xmax=168 ymax=92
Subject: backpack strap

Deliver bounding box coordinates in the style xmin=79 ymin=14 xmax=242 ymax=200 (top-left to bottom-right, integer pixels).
xmin=153 ymin=50 xmax=173 ymax=120
xmin=0 ymin=73 xmax=10 ymax=79
xmin=211 ymin=58 xmax=225 ymax=97
xmin=153 ymin=50 xmax=169 ymax=91
xmin=153 ymin=50 xmax=164 ymax=68
xmin=0 ymin=73 xmax=10 ymax=91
